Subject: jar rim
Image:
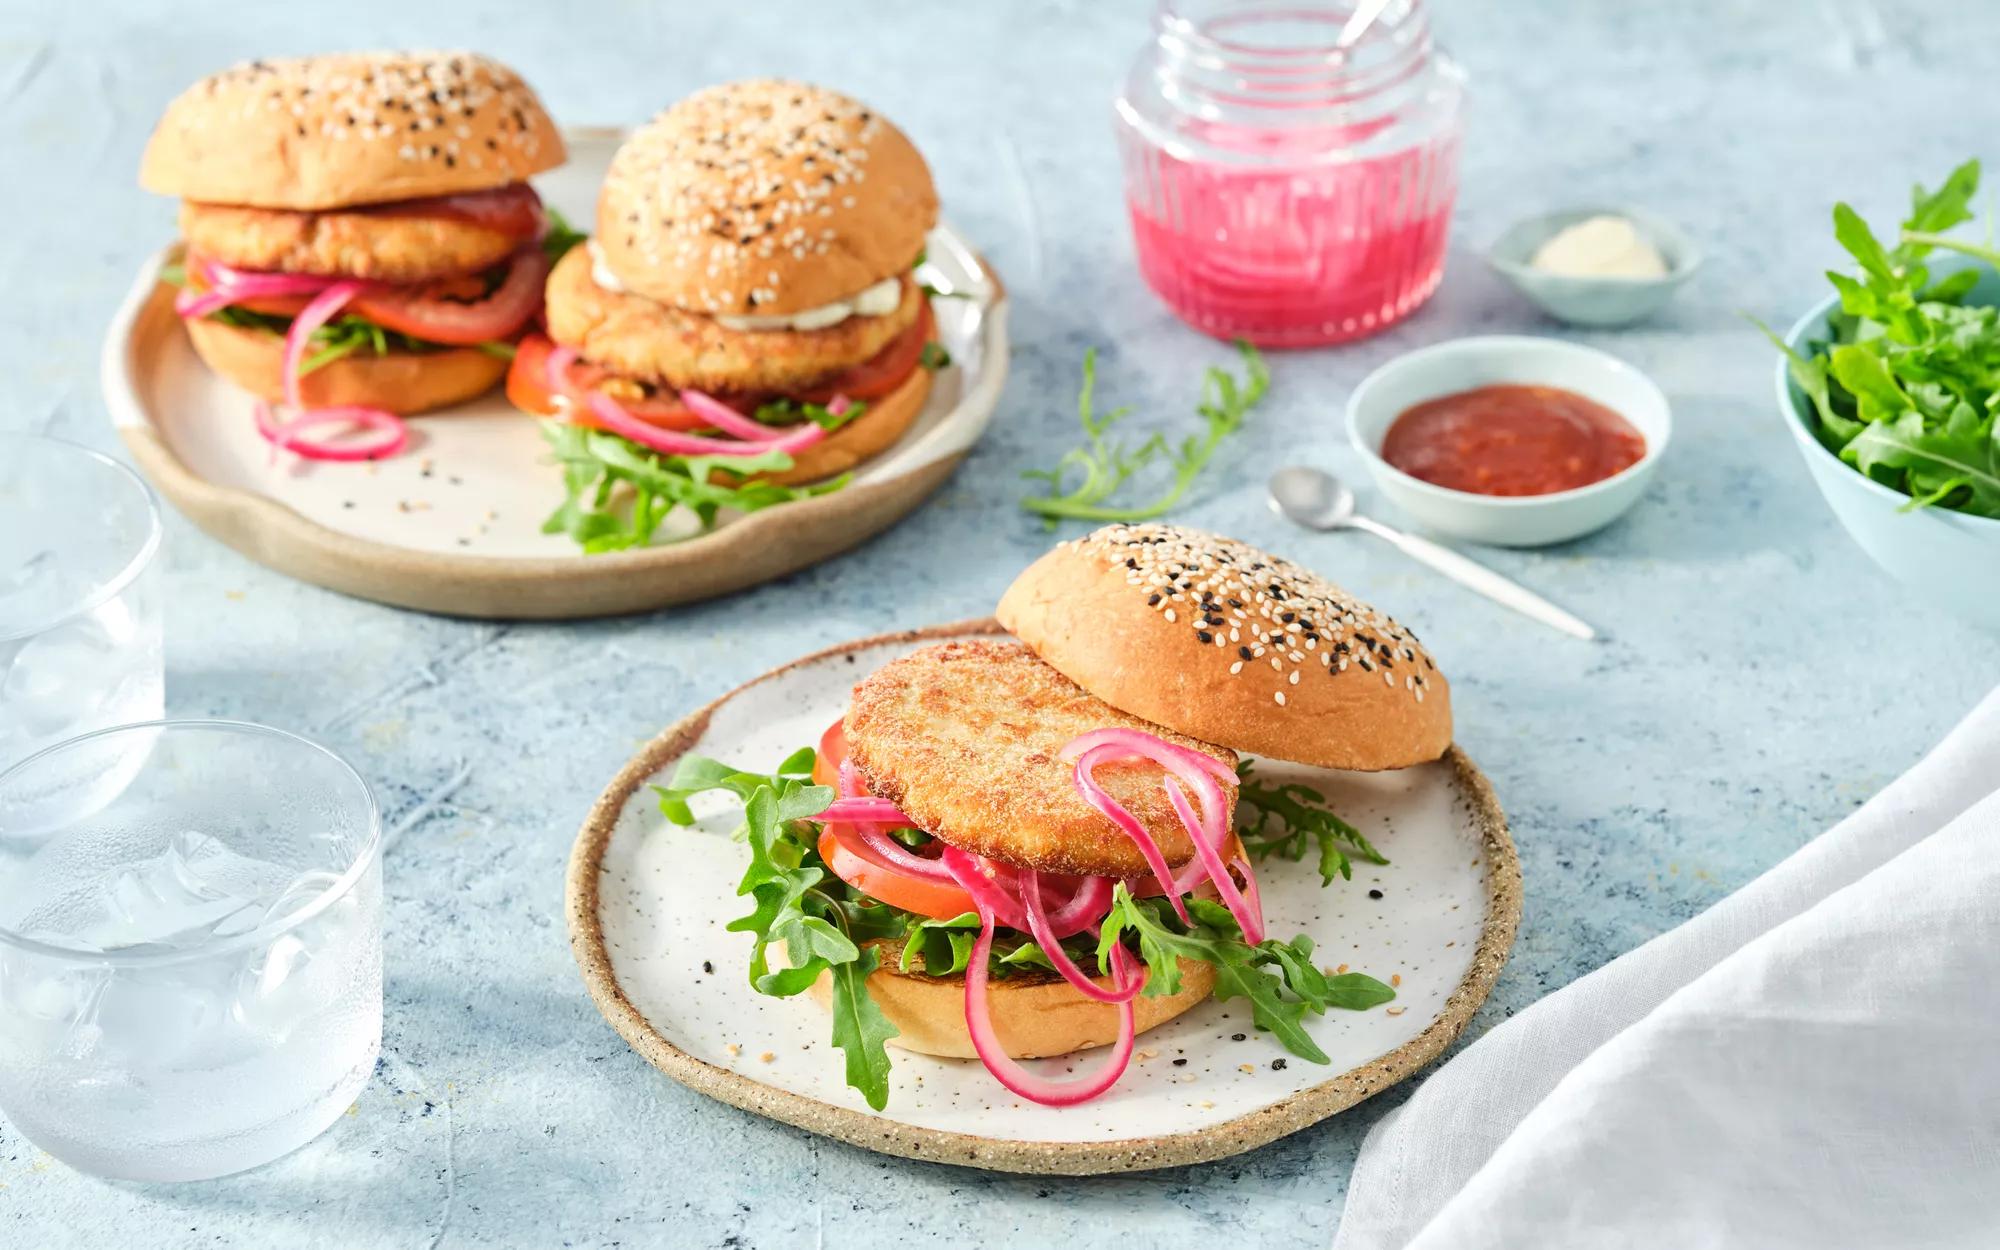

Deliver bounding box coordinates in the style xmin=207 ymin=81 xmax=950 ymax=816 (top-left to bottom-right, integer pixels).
xmin=1155 ymin=0 xmax=1429 ymax=74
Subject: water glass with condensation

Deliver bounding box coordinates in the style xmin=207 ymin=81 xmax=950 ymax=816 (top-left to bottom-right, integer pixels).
xmin=0 ymin=433 xmax=164 ymax=825
xmin=0 ymin=721 xmax=384 ymax=1181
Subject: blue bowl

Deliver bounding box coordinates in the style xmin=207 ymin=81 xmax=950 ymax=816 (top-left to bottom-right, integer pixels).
xmin=1776 ymin=264 xmax=2000 ymax=628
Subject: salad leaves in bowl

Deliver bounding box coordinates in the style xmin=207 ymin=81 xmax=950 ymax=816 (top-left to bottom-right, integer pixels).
xmin=1766 ymin=159 xmax=2000 ymax=627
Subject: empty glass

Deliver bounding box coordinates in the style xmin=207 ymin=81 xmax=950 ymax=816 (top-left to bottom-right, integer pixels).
xmin=0 ymin=721 xmax=383 ymax=1181
xmin=0 ymin=433 xmax=164 ymax=826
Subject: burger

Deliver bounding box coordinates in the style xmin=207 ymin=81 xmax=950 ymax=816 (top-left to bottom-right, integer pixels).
xmin=508 ymin=79 xmax=946 ymax=492
xmin=140 ymin=51 xmax=566 ymax=444
xmin=663 ymin=524 xmax=1451 ymax=1108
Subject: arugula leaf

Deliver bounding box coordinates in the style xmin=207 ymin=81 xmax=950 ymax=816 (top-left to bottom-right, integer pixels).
xmin=1095 ymin=886 xmax=1394 ymax=1066
xmin=751 ymin=396 xmax=869 ymax=431
xmin=826 ymin=944 xmax=898 ymax=1109
xmin=1763 ymin=158 xmax=2000 ymax=518
xmin=1233 ymin=760 xmax=1388 ymax=886
xmin=919 ymin=341 xmax=952 ymax=371
xmin=657 ymin=749 xmax=899 ymax=1108
xmin=1020 ymin=341 xmax=1269 ymax=525
xmin=539 ymin=422 xmax=852 ymax=553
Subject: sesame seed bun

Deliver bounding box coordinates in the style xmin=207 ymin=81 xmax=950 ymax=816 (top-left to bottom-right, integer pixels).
xmin=140 ymin=51 xmax=565 ymax=211
xmin=594 ymin=79 xmax=938 ymax=317
xmin=806 ymin=944 xmax=1216 ymax=1060
xmin=183 ymin=315 xmax=507 ymax=415
xmin=844 ymin=640 xmax=1238 ymax=879
xmin=997 ymin=524 xmax=1453 ymax=772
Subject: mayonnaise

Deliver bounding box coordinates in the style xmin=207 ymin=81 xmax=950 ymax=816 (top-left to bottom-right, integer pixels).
xmin=586 ymin=239 xmax=902 ymax=331
xmin=714 ymin=276 xmax=903 ymax=332
xmin=1529 ymin=216 xmax=1669 ymax=279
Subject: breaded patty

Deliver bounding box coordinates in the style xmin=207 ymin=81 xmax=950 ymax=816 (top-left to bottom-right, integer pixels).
xmin=844 ymin=641 xmax=1238 ymax=879
xmin=180 ymin=200 xmax=522 ymax=282
xmin=543 ymin=245 xmax=923 ymax=394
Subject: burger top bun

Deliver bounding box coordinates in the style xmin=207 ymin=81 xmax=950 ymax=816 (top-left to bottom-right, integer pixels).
xmin=594 ymin=79 xmax=938 ymax=318
xmin=140 ymin=51 xmax=565 ymax=211
xmin=997 ymin=523 xmax=1453 ymax=772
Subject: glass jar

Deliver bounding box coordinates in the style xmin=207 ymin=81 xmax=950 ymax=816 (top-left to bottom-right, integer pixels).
xmin=1115 ymin=0 xmax=1466 ymax=347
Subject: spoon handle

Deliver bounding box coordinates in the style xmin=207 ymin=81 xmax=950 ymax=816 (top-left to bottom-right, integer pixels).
xmin=1351 ymin=518 xmax=1598 ymax=641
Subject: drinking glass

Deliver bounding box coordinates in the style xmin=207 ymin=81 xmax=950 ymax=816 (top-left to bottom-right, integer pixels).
xmin=0 ymin=433 xmax=164 ymax=823
xmin=0 ymin=721 xmax=383 ymax=1181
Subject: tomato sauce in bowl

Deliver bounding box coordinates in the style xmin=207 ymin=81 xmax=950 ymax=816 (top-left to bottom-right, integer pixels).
xmin=1379 ymin=384 xmax=1646 ymax=497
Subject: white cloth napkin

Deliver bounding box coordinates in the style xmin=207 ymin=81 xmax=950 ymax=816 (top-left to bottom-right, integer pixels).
xmin=1335 ymin=687 xmax=2000 ymax=1250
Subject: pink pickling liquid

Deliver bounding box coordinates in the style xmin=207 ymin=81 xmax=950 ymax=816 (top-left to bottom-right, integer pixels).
xmin=1124 ymin=117 xmax=1460 ymax=348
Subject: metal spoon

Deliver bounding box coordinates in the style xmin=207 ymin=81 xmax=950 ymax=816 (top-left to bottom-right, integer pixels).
xmin=1336 ymin=0 xmax=1396 ymax=48
xmin=1267 ymin=466 xmax=1597 ymax=641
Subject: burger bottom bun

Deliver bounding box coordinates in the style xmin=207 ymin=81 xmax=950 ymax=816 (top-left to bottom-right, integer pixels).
xmin=807 ymin=947 xmax=1217 ymax=1060
xmin=185 ymin=316 xmax=508 ymax=416
xmin=721 ymin=363 xmax=932 ymax=488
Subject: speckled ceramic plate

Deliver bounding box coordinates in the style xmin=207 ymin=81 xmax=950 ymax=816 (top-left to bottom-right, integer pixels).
xmin=99 ymin=127 xmax=1009 ymax=619
xmin=566 ymin=621 xmax=1520 ymax=1174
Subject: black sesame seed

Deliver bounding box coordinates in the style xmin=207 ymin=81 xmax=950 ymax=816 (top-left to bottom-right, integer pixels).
xmin=701 ymin=960 xmax=714 ymax=975
xmin=1238 ymin=646 xmax=1253 ymax=660
xmin=1271 ymin=1059 xmax=1288 ymax=1071
xmin=1172 ymin=1058 xmax=1188 ymax=1067
xmin=1368 ymin=888 xmax=1384 ymax=900
xmin=1231 ymin=1033 xmax=1247 ymax=1042
xmin=1197 ymin=631 xmax=1213 ymax=644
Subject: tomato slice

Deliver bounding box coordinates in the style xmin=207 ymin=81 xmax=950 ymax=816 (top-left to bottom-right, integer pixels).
xmin=349 ymin=248 xmax=548 ymax=345
xmin=799 ymin=302 xmax=934 ymax=404
xmin=507 ymin=333 xmax=709 ymax=429
xmin=811 ymin=718 xmax=976 ymax=922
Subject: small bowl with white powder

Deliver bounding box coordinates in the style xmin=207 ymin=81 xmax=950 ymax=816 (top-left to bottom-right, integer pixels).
xmin=1487 ymin=208 xmax=1701 ymax=328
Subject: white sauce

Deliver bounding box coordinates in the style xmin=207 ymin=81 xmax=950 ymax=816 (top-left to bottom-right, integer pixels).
xmin=586 ymin=239 xmax=901 ymax=331
xmin=714 ymin=276 xmax=903 ymax=331
xmin=1530 ymin=216 xmax=1669 ymax=279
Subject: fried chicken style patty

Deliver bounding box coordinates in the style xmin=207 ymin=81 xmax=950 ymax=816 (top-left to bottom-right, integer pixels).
xmin=844 ymin=640 xmax=1238 ymax=879
xmin=179 ymin=199 xmax=524 ymax=282
xmin=543 ymin=246 xmax=924 ymax=395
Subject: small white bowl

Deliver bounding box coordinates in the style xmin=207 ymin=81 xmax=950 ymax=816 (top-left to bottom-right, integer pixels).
xmin=1345 ymin=335 xmax=1671 ymax=547
xmin=1777 ymin=271 xmax=2000 ymax=628
xmin=1488 ymin=207 xmax=1702 ymax=328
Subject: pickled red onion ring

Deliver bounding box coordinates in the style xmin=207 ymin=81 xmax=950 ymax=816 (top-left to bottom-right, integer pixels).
xmin=253 ymin=402 xmax=408 ymax=462
xmin=946 ymin=847 xmax=1140 ymax=1106
xmin=1070 ymin=743 xmax=1191 ymax=923
xmin=1058 ymin=728 xmax=1238 ymax=788
xmin=283 ymin=282 xmax=367 ymax=410
xmin=1162 ymin=777 xmax=1263 ymax=944
xmin=827 ymin=763 xmax=960 ymax=885
xmin=545 ymin=347 xmax=829 ymax=460
xmin=827 ymin=395 xmax=854 ymax=417
xmin=1018 ymin=868 xmax=1141 ymax=1004
xmin=583 ymin=393 xmax=827 ymax=459
xmin=680 ymin=388 xmax=795 ymax=442
xmin=938 ymin=846 xmax=1028 ymax=932
xmin=174 ymin=286 xmax=238 ymax=319
xmin=544 ymin=343 xmax=580 ymax=396
xmin=817 ymin=796 xmax=913 ymax=826
xmin=1038 ymin=874 xmax=1113 ymax=940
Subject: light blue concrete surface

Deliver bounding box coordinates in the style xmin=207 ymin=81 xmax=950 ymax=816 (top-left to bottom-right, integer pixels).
xmin=4 ymin=2 xmax=1998 ymax=1246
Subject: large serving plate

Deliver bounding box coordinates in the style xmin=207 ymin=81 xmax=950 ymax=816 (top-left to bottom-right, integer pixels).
xmin=100 ymin=128 xmax=1009 ymax=619
xmin=566 ymin=621 xmax=1520 ymax=1174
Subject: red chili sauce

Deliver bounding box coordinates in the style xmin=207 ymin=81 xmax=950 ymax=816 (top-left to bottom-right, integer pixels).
xmin=1380 ymin=384 xmax=1646 ymax=497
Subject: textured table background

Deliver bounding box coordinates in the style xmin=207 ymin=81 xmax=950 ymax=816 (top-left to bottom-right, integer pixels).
xmin=4 ymin=2 xmax=1997 ymax=1246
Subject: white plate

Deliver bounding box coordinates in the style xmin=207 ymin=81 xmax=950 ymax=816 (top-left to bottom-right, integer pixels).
xmin=100 ymin=128 xmax=1009 ymax=618
xmin=567 ymin=622 xmax=1520 ymax=1174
